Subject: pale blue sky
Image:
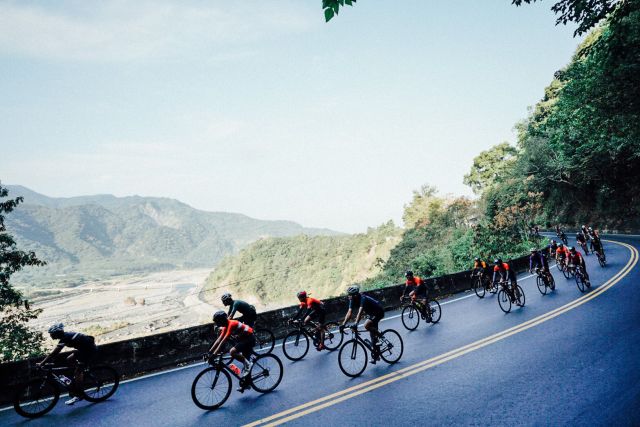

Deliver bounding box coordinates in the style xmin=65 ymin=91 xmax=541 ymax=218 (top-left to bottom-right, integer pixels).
xmin=0 ymin=0 xmax=581 ymax=232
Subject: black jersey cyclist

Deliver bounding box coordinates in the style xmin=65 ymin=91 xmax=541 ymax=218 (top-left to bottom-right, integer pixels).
xmin=38 ymin=323 xmax=97 ymax=405
xmin=341 ymin=286 xmax=385 ymax=364
xmin=529 ymin=248 xmax=550 ymax=274
xmin=576 ymin=232 xmax=589 ymax=254
xmin=221 ymin=293 xmax=257 ymax=327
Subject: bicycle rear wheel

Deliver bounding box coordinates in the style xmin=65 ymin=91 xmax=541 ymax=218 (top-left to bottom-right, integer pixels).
xmin=322 ymin=322 xmax=343 ymax=351
xmin=378 ymin=329 xmax=403 ymax=364
xmin=338 ymin=339 xmax=367 ymax=377
xmin=82 ymin=365 xmax=120 ymax=402
xmin=401 ymin=305 xmax=419 ymax=330
xmin=250 ymin=354 xmax=283 ymax=393
xmin=282 ymin=330 xmax=309 ymax=361
xmin=191 ymin=367 xmax=232 ymax=410
xmin=429 ymin=300 xmax=442 ymax=323
xmin=254 ymin=328 xmax=275 ymax=354
xmin=474 ymin=277 xmax=485 ymax=298
xmin=13 ymin=377 xmax=60 ymax=419
xmin=498 ymin=289 xmax=511 ymax=313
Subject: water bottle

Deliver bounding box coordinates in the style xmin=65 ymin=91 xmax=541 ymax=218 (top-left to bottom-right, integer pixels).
xmin=59 ymin=375 xmax=72 ymax=386
xmin=229 ymin=364 xmax=241 ymax=376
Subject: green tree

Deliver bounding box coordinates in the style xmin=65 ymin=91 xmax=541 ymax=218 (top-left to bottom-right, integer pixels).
xmin=0 ymin=183 xmax=46 ymax=362
xmin=463 ymin=143 xmax=518 ymax=195
xmin=323 ymin=0 xmax=357 ymax=22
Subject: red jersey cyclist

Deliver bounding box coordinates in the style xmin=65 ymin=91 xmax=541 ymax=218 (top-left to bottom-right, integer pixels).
xmin=401 ymin=271 xmax=427 ymax=304
xmin=567 ymin=246 xmax=591 ymax=285
xmin=292 ymin=291 xmax=326 ymax=351
xmin=209 ymin=311 xmax=255 ymax=384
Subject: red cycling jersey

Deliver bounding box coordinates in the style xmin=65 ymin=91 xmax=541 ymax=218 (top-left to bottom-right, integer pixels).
xmin=299 ymin=297 xmax=323 ymax=311
xmin=493 ymin=263 xmax=510 ymax=272
xmin=219 ymin=320 xmax=253 ymax=340
xmin=406 ymin=276 xmax=423 ymax=286
xmin=556 ymin=247 xmax=570 ymax=257
xmin=568 ymin=251 xmax=584 ymax=265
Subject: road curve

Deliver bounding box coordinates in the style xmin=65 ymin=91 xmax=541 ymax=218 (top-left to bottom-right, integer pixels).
xmin=2 ymin=236 xmax=639 ymax=426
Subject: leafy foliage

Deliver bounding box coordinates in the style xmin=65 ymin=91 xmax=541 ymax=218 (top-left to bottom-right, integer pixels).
xmin=0 ymin=184 xmax=46 ymax=362
xmin=463 ymin=143 xmax=518 ymax=195
xmin=512 ymin=0 xmax=620 ymax=36
xmin=323 ymin=0 xmax=357 ymax=22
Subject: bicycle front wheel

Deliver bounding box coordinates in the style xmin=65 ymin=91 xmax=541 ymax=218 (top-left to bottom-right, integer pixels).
xmin=254 ymin=328 xmax=275 ymax=354
xmin=191 ymin=367 xmax=232 ymax=410
xmin=575 ymin=273 xmax=586 ymax=292
xmin=13 ymin=377 xmax=60 ymax=419
xmin=338 ymin=339 xmax=367 ymax=377
xmin=498 ymin=289 xmax=511 ymax=313
xmin=429 ymin=300 xmax=442 ymax=323
xmin=379 ymin=329 xmax=403 ymax=364
xmin=322 ymin=322 xmax=344 ymax=351
xmin=250 ymin=354 xmax=283 ymax=393
xmin=82 ymin=365 xmax=120 ymax=402
xmin=474 ymin=277 xmax=485 ymax=298
xmin=536 ymin=276 xmax=547 ymax=295
xmin=401 ymin=305 xmax=419 ymax=330
xmin=515 ymin=285 xmax=525 ymax=307
xmin=282 ymin=330 xmax=309 ymax=361
xmin=562 ymin=266 xmax=571 ymax=279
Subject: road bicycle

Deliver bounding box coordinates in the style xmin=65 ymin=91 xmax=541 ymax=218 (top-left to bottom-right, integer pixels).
xmin=13 ymin=362 xmax=120 ymax=418
xmin=497 ymin=279 xmax=525 ymax=313
xmin=282 ymin=319 xmax=343 ymax=361
xmin=472 ymin=270 xmax=498 ymax=299
xmin=595 ymin=248 xmax=607 ymax=267
xmin=578 ymin=239 xmax=590 ymax=255
xmin=556 ymin=256 xmax=571 ymax=279
xmin=337 ymin=325 xmax=403 ymax=377
xmin=191 ymin=351 xmax=283 ymax=410
xmin=534 ymin=267 xmax=555 ymax=295
xmin=559 ymin=231 xmax=568 ymax=245
xmin=570 ymin=264 xmax=591 ymax=293
xmin=400 ymin=296 xmax=441 ymax=331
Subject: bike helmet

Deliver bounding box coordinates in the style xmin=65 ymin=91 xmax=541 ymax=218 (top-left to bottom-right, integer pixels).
xmin=494 ymin=258 xmax=502 ymax=265
xmin=474 ymin=257 xmax=480 ymax=262
xmin=347 ymin=286 xmax=360 ymax=296
xmin=576 ymin=232 xmax=581 ymax=237
xmin=297 ymin=290 xmax=307 ymax=300
xmin=48 ymin=323 xmax=64 ymax=338
xmin=569 ymin=246 xmax=576 ymax=253
xmin=405 ymin=270 xmax=413 ymax=278
xmin=530 ymin=248 xmax=537 ymax=253
xmin=588 ymin=226 xmax=593 ymax=231
xmin=220 ymin=293 xmax=232 ymax=305
xmin=558 ymin=243 xmax=564 ymax=247
xmin=212 ymin=310 xmax=227 ymax=325
xmin=551 ymin=240 xmax=557 ymax=244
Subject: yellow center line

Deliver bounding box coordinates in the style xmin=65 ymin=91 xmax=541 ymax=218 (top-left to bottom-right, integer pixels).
xmin=244 ymin=240 xmax=637 ymax=427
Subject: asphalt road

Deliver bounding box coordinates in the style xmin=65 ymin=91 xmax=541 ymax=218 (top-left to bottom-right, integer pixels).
xmin=2 ymin=235 xmax=639 ymax=426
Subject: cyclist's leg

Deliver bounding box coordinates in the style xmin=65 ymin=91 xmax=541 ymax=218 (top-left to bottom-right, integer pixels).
xmin=317 ymin=310 xmax=326 ymax=348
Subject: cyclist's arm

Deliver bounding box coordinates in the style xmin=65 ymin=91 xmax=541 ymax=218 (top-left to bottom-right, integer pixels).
xmin=341 ymin=308 xmax=353 ymax=326
xmin=210 ymin=328 xmax=231 ymax=354
xmin=292 ymin=305 xmax=305 ymax=321
xmin=354 ymin=307 xmax=364 ymax=325
xmin=39 ymin=345 xmax=63 ymax=365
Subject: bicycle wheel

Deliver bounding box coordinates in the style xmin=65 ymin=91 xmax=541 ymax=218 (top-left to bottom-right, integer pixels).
xmin=250 ymin=354 xmax=283 ymax=393
xmin=401 ymin=305 xmax=419 ymax=330
xmin=191 ymin=367 xmax=232 ymax=410
xmin=562 ymin=265 xmax=571 ymax=279
xmin=536 ymin=276 xmax=547 ymax=295
xmin=338 ymin=339 xmax=367 ymax=377
xmin=13 ymin=377 xmax=60 ymax=419
xmin=322 ymin=322 xmax=344 ymax=351
xmin=282 ymin=330 xmax=309 ymax=361
xmin=254 ymin=328 xmax=275 ymax=354
xmin=598 ymin=254 xmax=606 ymax=267
xmin=548 ymin=274 xmax=556 ymax=290
xmin=429 ymin=300 xmax=442 ymax=323
xmin=378 ymin=329 xmax=403 ymax=364
xmin=474 ymin=277 xmax=485 ymax=298
xmin=489 ymin=280 xmax=498 ymax=294
xmin=515 ymin=285 xmax=526 ymax=307
xmin=82 ymin=365 xmax=120 ymax=402
xmin=498 ymin=289 xmax=511 ymax=313
xmin=575 ymin=273 xmax=586 ymax=292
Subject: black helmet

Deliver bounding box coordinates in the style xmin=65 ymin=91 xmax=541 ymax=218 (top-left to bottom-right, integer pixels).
xmin=576 ymin=232 xmax=581 ymax=236
xmin=347 ymin=286 xmax=360 ymax=296
xmin=221 ymin=293 xmax=232 ymax=305
xmin=212 ymin=311 xmax=227 ymax=326
xmin=570 ymin=246 xmax=576 ymax=253
xmin=48 ymin=323 xmax=64 ymax=338
xmin=494 ymin=258 xmax=502 ymax=265
xmin=405 ymin=270 xmax=413 ymax=278
xmin=297 ymin=290 xmax=307 ymax=300
xmin=474 ymin=257 xmax=480 ymax=262
xmin=558 ymin=243 xmax=564 ymax=247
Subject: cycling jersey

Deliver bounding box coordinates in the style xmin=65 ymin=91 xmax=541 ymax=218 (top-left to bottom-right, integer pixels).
xmin=493 ymin=263 xmax=516 ymax=284
xmin=493 ymin=263 xmax=510 ymax=273
xmin=529 ymin=253 xmax=549 ymax=270
xmin=473 ymin=261 xmax=488 ymax=270
xmin=219 ymin=320 xmax=253 ymax=340
xmin=227 ymin=300 xmax=256 ymax=319
xmin=403 ymin=276 xmax=426 ymax=298
xmin=349 ymin=294 xmax=384 ymax=316
xmin=568 ymin=251 xmax=585 ymax=266
xmin=56 ymin=331 xmax=97 ymax=364
xmin=576 ymin=234 xmax=586 ymax=243
xmin=556 ymin=247 xmax=570 ymax=257
xmin=295 ymin=297 xmax=325 ymax=323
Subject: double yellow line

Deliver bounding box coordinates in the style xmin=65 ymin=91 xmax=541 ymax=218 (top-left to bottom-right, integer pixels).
xmin=244 ymin=240 xmax=638 ymax=427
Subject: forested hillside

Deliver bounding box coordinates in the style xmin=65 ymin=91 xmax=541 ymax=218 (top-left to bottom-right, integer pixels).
xmin=4 ymin=185 xmax=339 ymax=286
xmin=203 ymin=222 xmax=401 ymax=308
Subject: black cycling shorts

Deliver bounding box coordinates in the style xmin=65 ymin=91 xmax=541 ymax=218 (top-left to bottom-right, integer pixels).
xmin=308 ymin=308 xmax=326 ymax=324
xmin=74 ymin=347 xmax=97 ymax=365
xmin=236 ymin=315 xmax=256 ymax=328
xmin=232 ymin=335 xmax=256 ymax=356
xmin=366 ymin=310 xmax=385 ymax=328
xmin=414 ymin=284 xmax=427 ymax=298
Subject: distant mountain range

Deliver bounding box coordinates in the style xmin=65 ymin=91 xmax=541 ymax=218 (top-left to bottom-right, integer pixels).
xmin=4 ymin=185 xmax=340 ymax=285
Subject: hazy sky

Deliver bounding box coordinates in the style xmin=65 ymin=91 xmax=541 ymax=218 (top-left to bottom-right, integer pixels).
xmin=0 ymin=1 xmax=582 ymax=233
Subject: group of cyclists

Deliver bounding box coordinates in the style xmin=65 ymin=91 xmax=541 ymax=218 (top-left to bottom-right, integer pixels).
xmin=33 ymin=225 xmax=605 ymax=412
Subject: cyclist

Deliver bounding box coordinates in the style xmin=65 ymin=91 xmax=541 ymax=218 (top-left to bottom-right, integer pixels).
xmin=472 ymin=257 xmax=491 ymax=288
xmin=209 ymin=311 xmax=255 ymax=384
xmin=556 ymin=242 xmax=570 ymax=264
xmin=292 ymin=291 xmax=326 ymax=351
xmin=37 ymin=323 xmax=97 ymax=405
xmin=567 ymin=247 xmax=591 ymax=285
xmin=576 ymin=232 xmax=589 ymax=254
xmin=548 ymin=239 xmax=559 ymax=259
xmin=493 ymin=259 xmax=517 ymax=286
xmin=341 ymin=286 xmax=385 ymax=364
xmin=402 ymin=271 xmax=429 ymax=316
xmin=591 ymin=233 xmax=605 ymax=259
xmin=529 ymin=248 xmax=551 ymax=279
xmin=221 ymin=293 xmax=257 ymax=327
